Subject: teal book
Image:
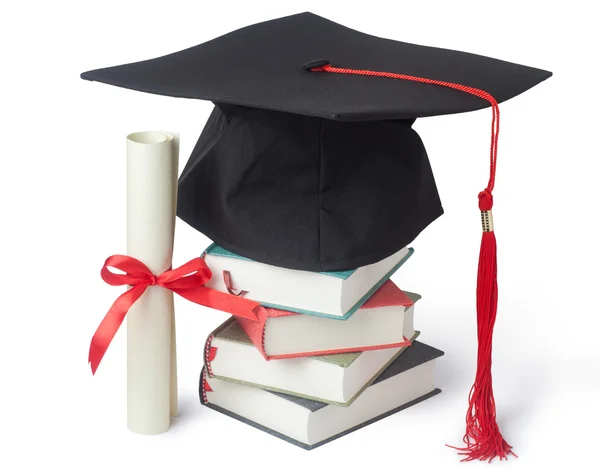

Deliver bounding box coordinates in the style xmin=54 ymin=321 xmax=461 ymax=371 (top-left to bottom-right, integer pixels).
xmin=203 ymin=244 xmax=414 ymax=319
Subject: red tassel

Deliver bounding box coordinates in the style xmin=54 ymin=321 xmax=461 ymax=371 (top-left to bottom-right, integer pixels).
xmin=308 ymin=63 xmax=514 ymax=461
xmin=450 ymin=192 xmax=515 ymax=462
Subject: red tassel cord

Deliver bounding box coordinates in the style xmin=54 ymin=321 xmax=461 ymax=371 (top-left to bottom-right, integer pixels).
xmin=310 ymin=64 xmax=513 ymax=461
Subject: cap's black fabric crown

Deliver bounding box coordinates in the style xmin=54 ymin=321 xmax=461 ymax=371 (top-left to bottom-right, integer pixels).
xmin=179 ymin=104 xmax=442 ymax=270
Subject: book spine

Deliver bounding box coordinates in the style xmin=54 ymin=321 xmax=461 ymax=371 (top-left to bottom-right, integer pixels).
xmin=203 ymin=319 xmax=236 ymax=376
xmin=204 ymin=334 xmax=217 ymax=377
xmin=260 ymin=318 xmax=268 ymax=360
xmin=200 ymin=368 xmax=212 ymax=404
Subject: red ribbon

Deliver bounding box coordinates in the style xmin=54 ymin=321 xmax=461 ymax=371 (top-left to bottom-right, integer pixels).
xmin=89 ymin=255 xmax=261 ymax=374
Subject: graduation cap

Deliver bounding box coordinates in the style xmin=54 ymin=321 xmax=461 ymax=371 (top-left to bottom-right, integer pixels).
xmin=81 ymin=12 xmax=551 ymax=461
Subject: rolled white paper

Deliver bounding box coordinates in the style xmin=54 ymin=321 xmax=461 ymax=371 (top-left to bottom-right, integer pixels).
xmin=126 ymin=131 xmax=179 ymax=435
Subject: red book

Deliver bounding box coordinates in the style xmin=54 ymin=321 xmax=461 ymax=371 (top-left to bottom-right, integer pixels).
xmin=235 ymin=279 xmax=417 ymax=360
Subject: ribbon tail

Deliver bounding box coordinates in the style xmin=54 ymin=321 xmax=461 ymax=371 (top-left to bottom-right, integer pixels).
xmin=173 ymin=286 xmax=261 ymax=321
xmin=89 ymin=284 xmax=148 ymax=374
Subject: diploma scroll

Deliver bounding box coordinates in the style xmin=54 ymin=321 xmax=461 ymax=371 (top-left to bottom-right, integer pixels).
xmin=126 ymin=131 xmax=179 ymax=435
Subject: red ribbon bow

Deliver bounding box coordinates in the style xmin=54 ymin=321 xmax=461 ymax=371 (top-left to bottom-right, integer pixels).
xmin=89 ymin=255 xmax=261 ymax=374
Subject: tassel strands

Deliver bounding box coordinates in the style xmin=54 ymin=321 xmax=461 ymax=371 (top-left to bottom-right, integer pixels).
xmin=454 ymin=192 xmax=515 ymax=461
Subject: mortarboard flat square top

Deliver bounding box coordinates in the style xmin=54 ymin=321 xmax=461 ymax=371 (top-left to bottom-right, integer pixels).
xmin=81 ymin=12 xmax=551 ymax=272
xmin=81 ymin=12 xmax=551 ymax=121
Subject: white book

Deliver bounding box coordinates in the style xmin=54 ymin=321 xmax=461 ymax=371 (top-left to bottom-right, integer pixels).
xmin=203 ymin=244 xmax=413 ymax=319
xmin=205 ymin=316 xmax=419 ymax=406
xmin=201 ymin=341 xmax=443 ymax=449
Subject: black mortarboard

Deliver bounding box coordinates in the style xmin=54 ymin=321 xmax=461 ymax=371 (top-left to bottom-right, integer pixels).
xmin=81 ymin=11 xmax=551 ymax=272
xmin=81 ymin=12 xmax=551 ymax=462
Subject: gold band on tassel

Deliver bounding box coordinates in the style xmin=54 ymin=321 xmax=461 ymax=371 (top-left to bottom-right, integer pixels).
xmin=481 ymin=210 xmax=494 ymax=232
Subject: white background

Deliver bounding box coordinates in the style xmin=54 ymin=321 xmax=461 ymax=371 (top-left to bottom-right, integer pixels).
xmin=2 ymin=1 xmax=598 ymax=471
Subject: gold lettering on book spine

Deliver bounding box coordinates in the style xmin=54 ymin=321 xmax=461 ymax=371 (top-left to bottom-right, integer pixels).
xmin=481 ymin=210 xmax=494 ymax=232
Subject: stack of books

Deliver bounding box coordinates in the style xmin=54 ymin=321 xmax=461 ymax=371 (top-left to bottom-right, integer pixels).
xmin=200 ymin=243 xmax=444 ymax=449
